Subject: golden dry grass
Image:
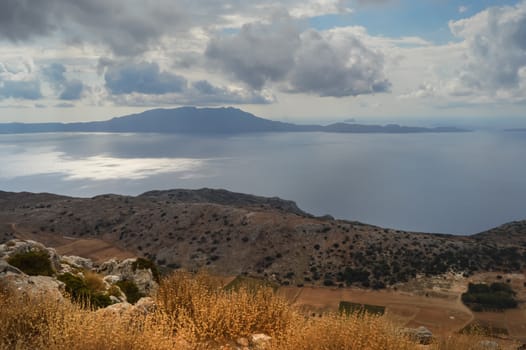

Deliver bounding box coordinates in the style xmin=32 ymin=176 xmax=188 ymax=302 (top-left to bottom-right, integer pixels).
xmin=0 ymin=271 xmax=510 ymax=350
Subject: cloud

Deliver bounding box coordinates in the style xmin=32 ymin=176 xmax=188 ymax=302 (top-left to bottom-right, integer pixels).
xmin=55 ymin=102 xmax=75 ymax=108
xmin=0 ymin=0 xmax=184 ymax=56
xmin=206 ymin=17 xmax=390 ymax=97
xmin=458 ymin=5 xmax=468 ymax=14
xmin=103 ymin=61 xmax=188 ymax=95
xmin=0 ymin=59 xmax=42 ymax=100
xmin=109 ymin=79 xmax=274 ymax=106
xmin=42 ymin=63 xmax=85 ymax=100
xmin=0 ymin=0 xmax=58 ymax=41
xmin=206 ymin=15 xmax=301 ymax=90
xmin=287 ymin=28 xmax=390 ymax=96
xmin=447 ymin=2 xmax=526 ymax=99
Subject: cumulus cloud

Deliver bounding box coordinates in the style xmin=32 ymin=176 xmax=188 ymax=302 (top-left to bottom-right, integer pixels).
xmin=42 ymin=63 xmax=85 ymax=100
xmin=0 ymin=0 xmax=355 ymax=56
xmin=206 ymin=15 xmax=301 ymax=90
xmin=447 ymin=2 xmax=526 ymax=100
xmin=207 ymin=17 xmax=390 ymax=97
xmin=103 ymin=61 xmax=188 ymax=95
xmin=287 ymin=28 xmax=390 ymax=96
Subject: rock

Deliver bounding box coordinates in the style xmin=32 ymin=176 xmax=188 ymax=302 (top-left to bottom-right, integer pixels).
xmin=0 ymin=239 xmax=62 ymax=273
xmin=403 ymin=326 xmax=433 ymax=345
xmin=517 ymin=344 xmax=526 ymax=350
xmin=0 ymin=260 xmax=23 ymax=275
xmin=478 ymin=340 xmax=500 ymax=349
xmin=250 ymin=333 xmax=272 ymax=348
xmin=61 ymin=255 xmax=93 ymax=270
xmin=0 ymin=274 xmax=64 ymax=301
xmin=236 ymin=337 xmax=249 ymax=347
xmin=103 ymin=274 xmax=121 ymax=284
xmin=97 ymin=258 xmax=158 ymax=295
xmin=97 ymin=302 xmax=133 ymax=317
xmin=133 ymin=297 xmax=156 ymax=315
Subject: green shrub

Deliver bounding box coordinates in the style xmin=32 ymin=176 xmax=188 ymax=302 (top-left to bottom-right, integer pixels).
xmin=116 ymin=279 xmax=144 ymax=304
xmin=7 ymin=250 xmax=54 ymax=276
xmin=132 ymin=258 xmax=160 ymax=283
xmin=461 ymin=282 xmax=518 ymax=311
xmin=57 ymin=273 xmax=112 ymax=309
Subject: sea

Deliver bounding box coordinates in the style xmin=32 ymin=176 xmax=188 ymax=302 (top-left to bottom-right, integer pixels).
xmin=1 ymin=131 xmax=525 ymax=235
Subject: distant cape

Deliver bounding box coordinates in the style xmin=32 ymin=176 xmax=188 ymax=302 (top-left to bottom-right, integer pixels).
xmin=0 ymin=106 xmax=469 ymax=134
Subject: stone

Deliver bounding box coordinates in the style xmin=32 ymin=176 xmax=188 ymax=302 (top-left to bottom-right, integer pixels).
xmin=478 ymin=340 xmax=499 ymax=350
xmin=0 ymin=274 xmax=64 ymax=301
xmin=97 ymin=258 xmax=158 ymax=295
xmin=133 ymin=297 xmax=156 ymax=315
xmin=0 ymin=239 xmax=62 ymax=273
xmin=403 ymin=326 xmax=433 ymax=345
xmin=61 ymin=255 xmax=94 ymax=270
xmin=0 ymin=260 xmax=23 ymax=275
xmin=250 ymin=333 xmax=272 ymax=348
xmin=236 ymin=337 xmax=249 ymax=347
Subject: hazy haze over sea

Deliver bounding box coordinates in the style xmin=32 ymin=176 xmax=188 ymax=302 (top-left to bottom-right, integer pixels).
xmin=1 ymin=131 xmax=525 ymax=235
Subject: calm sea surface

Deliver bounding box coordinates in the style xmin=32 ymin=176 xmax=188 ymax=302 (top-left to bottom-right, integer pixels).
xmin=1 ymin=131 xmax=525 ymax=235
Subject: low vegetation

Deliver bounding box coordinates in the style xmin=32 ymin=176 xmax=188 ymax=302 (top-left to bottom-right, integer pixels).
xmin=116 ymin=279 xmax=144 ymax=304
xmin=6 ymin=250 xmax=54 ymax=276
xmin=0 ymin=270 xmax=512 ymax=349
xmin=57 ymin=272 xmax=112 ymax=309
xmin=461 ymin=282 xmax=518 ymax=311
xmin=0 ymin=270 xmax=416 ymax=349
xmin=338 ymin=301 xmax=385 ymax=316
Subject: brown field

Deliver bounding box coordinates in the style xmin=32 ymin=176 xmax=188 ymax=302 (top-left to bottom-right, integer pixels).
xmin=280 ymin=285 xmax=472 ymax=336
xmin=9 ymin=222 xmax=135 ymax=263
xmin=280 ymin=272 xmax=526 ymax=343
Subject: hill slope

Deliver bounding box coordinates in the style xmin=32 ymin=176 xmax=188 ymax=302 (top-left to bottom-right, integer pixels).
xmin=0 ymin=189 xmax=524 ymax=288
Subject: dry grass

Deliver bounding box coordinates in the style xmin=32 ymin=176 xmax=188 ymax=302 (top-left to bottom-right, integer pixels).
xmin=0 ymin=271 xmax=510 ymax=350
xmin=83 ymin=270 xmax=106 ymax=292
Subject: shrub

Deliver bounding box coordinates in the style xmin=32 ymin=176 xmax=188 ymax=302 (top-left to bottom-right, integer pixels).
xmin=116 ymin=279 xmax=144 ymax=304
xmin=57 ymin=273 xmax=112 ymax=309
xmin=7 ymin=250 xmax=54 ymax=276
xmin=461 ymin=282 xmax=518 ymax=311
xmin=83 ymin=271 xmax=106 ymax=292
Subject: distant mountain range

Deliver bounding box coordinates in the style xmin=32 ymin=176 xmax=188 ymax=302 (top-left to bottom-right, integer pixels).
xmin=0 ymin=107 xmax=468 ymax=134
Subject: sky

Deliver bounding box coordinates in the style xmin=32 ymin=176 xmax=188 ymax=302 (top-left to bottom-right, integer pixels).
xmin=0 ymin=0 xmax=525 ymax=125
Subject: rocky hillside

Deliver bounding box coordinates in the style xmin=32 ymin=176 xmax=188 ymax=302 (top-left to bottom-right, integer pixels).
xmin=1 ymin=189 xmax=525 ymax=288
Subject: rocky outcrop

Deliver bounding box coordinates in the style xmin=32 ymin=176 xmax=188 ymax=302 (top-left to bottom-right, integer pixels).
xmin=0 ymin=274 xmax=65 ymax=301
xmin=97 ymin=258 xmax=158 ymax=295
xmin=0 ymin=239 xmax=158 ymax=308
xmin=0 ymin=239 xmax=62 ymax=272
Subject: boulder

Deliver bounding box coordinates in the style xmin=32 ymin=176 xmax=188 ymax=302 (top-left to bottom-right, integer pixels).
xmin=0 ymin=239 xmax=62 ymax=273
xmin=97 ymin=258 xmax=158 ymax=295
xmin=402 ymin=326 xmax=433 ymax=345
xmin=61 ymin=255 xmax=94 ymax=270
xmin=133 ymin=297 xmax=156 ymax=315
xmin=0 ymin=260 xmax=23 ymax=275
xmin=0 ymin=274 xmax=64 ymax=301
xmin=250 ymin=333 xmax=272 ymax=349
